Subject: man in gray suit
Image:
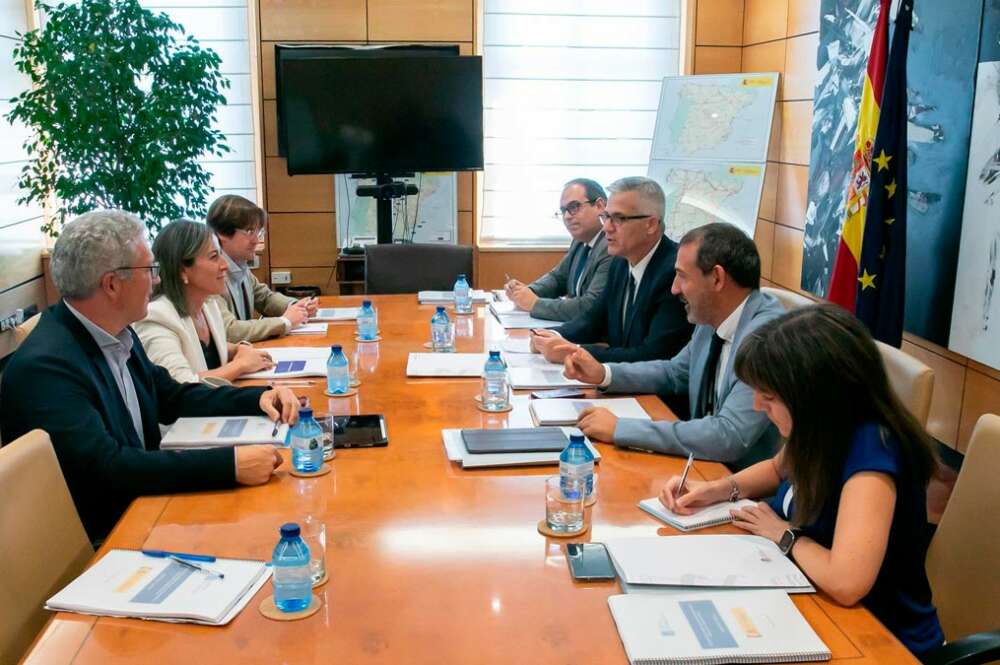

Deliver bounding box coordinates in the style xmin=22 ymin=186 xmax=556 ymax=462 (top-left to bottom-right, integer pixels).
xmin=563 ymin=222 xmax=785 ymax=469
xmin=504 ymin=178 xmax=612 ymax=321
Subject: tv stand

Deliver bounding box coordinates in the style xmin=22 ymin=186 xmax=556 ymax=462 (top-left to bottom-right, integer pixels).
xmin=354 ymin=174 xmax=419 ymax=244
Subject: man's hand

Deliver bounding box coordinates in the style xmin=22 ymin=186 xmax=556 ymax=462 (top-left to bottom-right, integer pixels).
xmin=563 ymin=346 xmax=605 ymax=384
xmin=283 ymin=301 xmax=310 ymax=328
xmin=299 ymin=297 xmax=319 ymax=316
xmin=530 ymin=329 xmax=559 ymax=354
xmin=509 ymin=284 xmax=538 ymax=312
xmin=577 ymin=406 xmax=618 ymax=443
xmin=542 ymin=342 xmax=578 ymax=364
xmin=235 ymin=445 xmax=283 ymax=485
xmin=259 ymin=387 xmax=300 ymax=425
xmin=504 ymin=278 xmax=525 ymax=295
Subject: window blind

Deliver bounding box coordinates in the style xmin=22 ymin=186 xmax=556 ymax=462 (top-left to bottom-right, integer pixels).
xmin=479 ymin=0 xmax=682 ymax=245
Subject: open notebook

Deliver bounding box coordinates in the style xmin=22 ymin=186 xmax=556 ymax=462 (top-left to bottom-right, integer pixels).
xmin=160 ymin=416 xmax=289 ymax=450
xmin=608 ymin=591 xmax=830 ymax=664
xmin=638 ymin=497 xmax=758 ymax=532
xmin=530 ymin=397 xmax=650 ymax=426
xmin=46 ymin=549 xmax=271 ymax=626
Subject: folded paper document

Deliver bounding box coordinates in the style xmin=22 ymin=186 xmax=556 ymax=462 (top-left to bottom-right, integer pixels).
xmin=161 ymin=416 xmax=289 ymax=450
xmin=530 ymin=397 xmax=649 ymax=426
xmin=241 ymin=347 xmax=330 ymax=379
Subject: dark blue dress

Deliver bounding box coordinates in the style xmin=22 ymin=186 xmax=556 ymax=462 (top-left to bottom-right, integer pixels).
xmin=769 ymin=423 xmax=943 ymax=656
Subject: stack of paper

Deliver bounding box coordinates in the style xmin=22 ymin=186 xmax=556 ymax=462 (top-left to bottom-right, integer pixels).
xmin=418 ymin=290 xmax=492 ymax=304
xmin=161 ymin=416 xmax=289 ymax=450
xmin=637 ymin=497 xmax=758 ymax=531
xmin=491 ymin=309 xmax=561 ymax=329
xmin=530 ymin=397 xmax=650 ymax=426
xmin=608 ymin=591 xmax=831 ymax=664
xmin=508 ymin=367 xmax=587 ymax=389
xmin=46 ymin=549 xmax=271 ymax=626
xmin=241 ymin=347 xmax=330 ymax=379
xmin=406 ymin=352 xmax=554 ymax=377
xmin=288 ymin=322 xmax=329 ymax=335
xmin=499 ymin=337 xmax=532 ymax=354
xmin=488 ymin=300 xmax=521 ymax=316
xmin=311 ymin=307 xmax=360 ymax=321
xmin=604 ymin=535 xmax=814 ymax=593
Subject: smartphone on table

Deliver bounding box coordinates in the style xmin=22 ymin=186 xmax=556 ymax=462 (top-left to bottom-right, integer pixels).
xmin=566 ymin=542 xmax=616 ymax=581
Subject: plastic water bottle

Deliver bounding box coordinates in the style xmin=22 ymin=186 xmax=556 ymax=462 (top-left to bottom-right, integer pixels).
xmin=290 ymin=407 xmax=324 ymax=473
xmin=272 ymin=523 xmax=312 ymax=612
xmin=454 ymin=274 xmax=472 ymax=314
xmin=326 ymin=344 xmax=350 ymax=394
xmin=559 ymin=432 xmax=594 ymax=499
xmin=481 ymin=350 xmax=510 ymax=411
xmin=357 ymin=300 xmax=377 ymax=340
xmin=431 ymin=306 xmax=452 ymax=351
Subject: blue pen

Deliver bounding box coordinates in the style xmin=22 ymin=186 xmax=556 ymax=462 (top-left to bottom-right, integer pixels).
xmin=141 ymin=549 xmax=217 ymax=563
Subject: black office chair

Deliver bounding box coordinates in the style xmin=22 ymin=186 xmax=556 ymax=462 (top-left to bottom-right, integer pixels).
xmin=364 ymin=243 xmax=474 ymax=294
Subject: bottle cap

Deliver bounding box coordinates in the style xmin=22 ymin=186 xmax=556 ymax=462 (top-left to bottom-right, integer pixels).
xmin=362 ymin=300 xmax=372 ymax=307
xmin=331 ymin=344 xmax=342 ymax=352
xmin=488 ymin=350 xmax=501 ymax=359
xmin=280 ymin=522 xmax=300 ymax=538
xmin=436 ymin=306 xmax=445 ymax=313
xmin=569 ymin=433 xmax=585 ymax=445
xmin=457 ymin=274 xmax=466 ymax=279
xmin=299 ymin=407 xmax=313 ymax=419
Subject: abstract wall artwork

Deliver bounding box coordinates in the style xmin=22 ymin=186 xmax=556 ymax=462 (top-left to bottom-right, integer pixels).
xmin=802 ymin=0 xmax=983 ymax=345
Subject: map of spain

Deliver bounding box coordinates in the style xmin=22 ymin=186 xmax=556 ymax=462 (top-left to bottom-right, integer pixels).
xmin=670 ymin=84 xmax=755 ymax=155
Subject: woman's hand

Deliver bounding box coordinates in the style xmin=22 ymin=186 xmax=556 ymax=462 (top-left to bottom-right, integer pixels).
xmin=730 ymin=501 xmax=791 ymax=545
xmin=658 ymin=477 xmax=728 ymax=514
xmin=234 ymin=343 xmax=274 ymax=373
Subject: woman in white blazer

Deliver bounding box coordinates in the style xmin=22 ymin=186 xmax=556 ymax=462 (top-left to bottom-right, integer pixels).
xmin=136 ymin=220 xmax=274 ymax=384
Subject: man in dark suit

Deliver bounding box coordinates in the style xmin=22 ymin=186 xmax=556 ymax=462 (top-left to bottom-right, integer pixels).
xmin=1 ymin=210 xmax=299 ymax=542
xmin=531 ymin=176 xmax=693 ymax=365
xmin=503 ymin=178 xmax=612 ymax=321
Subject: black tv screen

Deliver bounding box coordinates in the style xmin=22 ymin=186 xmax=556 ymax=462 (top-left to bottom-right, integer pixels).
xmin=277 ymin=54 xmax=484 ymax=175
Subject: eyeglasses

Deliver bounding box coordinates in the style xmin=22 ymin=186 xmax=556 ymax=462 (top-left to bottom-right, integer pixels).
xmin=236 ymin=226 xmax=266 ymax=240
xmin=111 ymin=263 xmax=161 ymax=279
xmin=597 ymin=212 xmax=653 ymax=226
xmin=557 ymin=199 xmax=596 ymax=217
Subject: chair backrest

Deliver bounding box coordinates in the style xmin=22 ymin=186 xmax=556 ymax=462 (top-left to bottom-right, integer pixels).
xmin=12 ymin=312 xmax=41 ymax=350
xmin=760 ymin=286 xmax=814 ymax=311
xmin=926 ymin=414 xmax=1000 ymax=642
xmin=0 ymin=430 xmax=93 ymax=664
xmin=875 ymin=340 xmax=934 ymax=427
xmin=364 ymin=243 xmax=474 ymax=294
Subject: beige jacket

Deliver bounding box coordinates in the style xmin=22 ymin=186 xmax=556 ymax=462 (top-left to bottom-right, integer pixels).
xmin=135 ymin=297 xmax=229 ymax=384
xmin=217 ymin=268 xmax=295 ymax=343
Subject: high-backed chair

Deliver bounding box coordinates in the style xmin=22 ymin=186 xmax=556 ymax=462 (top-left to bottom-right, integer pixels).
xmin=365 ymin=243 xmax=474 ymax=294
xmin=876 ymin=340 xmax=934 ymax=428
xmin=761 ymin=285 xmax=814 ymax=311
xmin=925 ymin=415 xmax=1000 ymax=645
xmin=0 ymin=430 xmax=93 ymax=664
xmin=12 ymin=312 xmax=41 ymax=351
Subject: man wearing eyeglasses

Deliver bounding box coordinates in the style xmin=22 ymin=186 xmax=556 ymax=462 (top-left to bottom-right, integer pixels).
xmin=1 ymin=210 xmax=299 ymax=543
xmin=503 ymin=178 xmax=612 ymax=321
xmin=207 ymin=194 xmax=317 ymax=343
xmin=530 ymin=176 xmax=693 ymax=371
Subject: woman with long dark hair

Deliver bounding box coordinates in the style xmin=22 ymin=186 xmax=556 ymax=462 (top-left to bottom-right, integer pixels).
xmin=658 ymin=303 xmax=943 ymax=656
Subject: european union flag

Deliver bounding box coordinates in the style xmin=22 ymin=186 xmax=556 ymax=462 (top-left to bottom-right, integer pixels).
xmin=855 ymin=0 xmax=913 ymax=347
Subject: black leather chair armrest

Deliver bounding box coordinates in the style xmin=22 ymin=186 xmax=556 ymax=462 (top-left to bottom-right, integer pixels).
xmin=921 ymin=630 xmax=1000 ymax=665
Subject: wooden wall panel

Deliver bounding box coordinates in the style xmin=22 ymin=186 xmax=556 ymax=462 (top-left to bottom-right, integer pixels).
xmin=695 ymin=0 xmax=744 ymax=46
xmin=268 ymin=213 xmax=338 ymax=266
xmin=778 ymin=100 xmax=812 ymax=165
xmin=458 ymin=211 xmax=473 ymax=247
xmin=786 ymin=0 xmax=820 ymax=37
xmin=694 ymin=46 xmax=742 ymax=73
xmin=258 ymin=0 xmax=367 ymax=41
xmin=782 ymin=32 xmax=818 ymax=101
xmin=901 ymin=340 xmax=967 ymax=447
xmin=368 ymin=0 xmax=473 ymax=42
xmin=767 ymin=111 xmax=781 ymax=162
xmin=771 ymin=224 xmax=804 ymax=292
xmin=264 ymin=157 xmax=335 ymax=212
xmin=457 ymin=173 xmax=473 ymax=212
xmin=958 ymin=369 xmax=1000 ymax=452
xmin=0 ymin=277 xmax=46 ymax=360
xmin=775 ymin=163 xmax=808 ymax=230
xmin=263 ymin=100 xmax=278 ymax=157
xmin=754 ymin=219 xmax=775 ymax=281
xmin=477 ymin=251 xmax=565 ymax=290
xmin=743 ymin=0 xmax=787 ymax=45
xmin=759 ymin=162 xmax=777 ymax=221
xmin=741 ymin=40 xmax=785 ymax=75
xmin=268 ymin=266 xmax=339 ymax=295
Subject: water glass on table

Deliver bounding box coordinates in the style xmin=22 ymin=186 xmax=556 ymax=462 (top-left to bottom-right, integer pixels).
xmin=299 ymin=516 xmax=327 ymax=586
xmin=545 ymin=475 xmax=585 ymax=534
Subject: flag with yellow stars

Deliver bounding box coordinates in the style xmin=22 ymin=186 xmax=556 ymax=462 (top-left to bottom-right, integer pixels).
xmin=855 ymin=0 xmax=913 ymax=347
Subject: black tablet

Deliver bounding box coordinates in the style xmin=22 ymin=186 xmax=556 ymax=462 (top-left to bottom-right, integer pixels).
xmin=461 ymin=427 xmax=568 ymax=454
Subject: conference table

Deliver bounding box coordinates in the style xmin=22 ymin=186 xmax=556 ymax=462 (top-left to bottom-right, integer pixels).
xmin=22 ymin=295 xmax=916 ymax=664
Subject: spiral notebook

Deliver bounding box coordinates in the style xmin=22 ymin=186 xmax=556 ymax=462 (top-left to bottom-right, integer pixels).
xmin=638 ymin=497 xmax=758 ymax=531
xmin=608 ymin=591 xmax=830 ymax=664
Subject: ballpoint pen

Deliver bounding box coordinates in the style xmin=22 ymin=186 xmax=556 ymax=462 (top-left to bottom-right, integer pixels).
xmin=167 ymin=555 xmax=225 ymax=579
xmin=141 ymin=549 xmax=216 ymax=563
xmin=674 ymin=452 xmax=695 ymax=498
xmin=271 ymin=418 xmax=281 ymax=438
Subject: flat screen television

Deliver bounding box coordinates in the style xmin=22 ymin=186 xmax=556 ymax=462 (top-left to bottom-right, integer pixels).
xmin=276 ymin=49 xmax=484 ymax=175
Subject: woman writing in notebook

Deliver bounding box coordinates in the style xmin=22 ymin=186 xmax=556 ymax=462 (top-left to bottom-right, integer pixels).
xmin=658 ymin=304 xmax=943 ymax=657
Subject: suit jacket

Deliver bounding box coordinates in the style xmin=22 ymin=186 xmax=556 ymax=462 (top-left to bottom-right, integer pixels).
xmin=527 ymin=232 xmax=612 ymax=321
xmin=604 ymin=290 xmax=786 ymax=469
xmin=554 ymin=237 xmax=692 ymax=363
xmin=217 ymin=267 xmax=295 ymax=343
xmin=0 ymin=301 xmax=267 ymax=541
xmin=135 ymin=297 xmax=229 ymax=384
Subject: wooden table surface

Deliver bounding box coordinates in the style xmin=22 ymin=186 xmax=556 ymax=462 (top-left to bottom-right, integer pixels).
xmin=22 ymin=295 xmax=915 ymax=665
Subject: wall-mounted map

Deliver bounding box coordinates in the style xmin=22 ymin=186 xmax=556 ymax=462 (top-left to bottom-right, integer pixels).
xmin=647 ymin=73 xmax=778 ymax=240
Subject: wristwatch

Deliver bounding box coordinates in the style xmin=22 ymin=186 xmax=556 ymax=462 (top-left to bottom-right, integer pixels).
xmin=778 ymin=528 xmax=801 ymax=556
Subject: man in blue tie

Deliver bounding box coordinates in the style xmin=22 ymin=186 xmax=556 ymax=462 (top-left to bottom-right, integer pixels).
xmin=504 ymin=178 xmax=612 ymax=321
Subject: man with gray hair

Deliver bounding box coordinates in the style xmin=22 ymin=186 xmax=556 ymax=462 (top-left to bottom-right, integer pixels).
xmin=1 ymin=210 xmax=300 ymax=543
xmin=531 ymin=176 xmax=692 ymax=367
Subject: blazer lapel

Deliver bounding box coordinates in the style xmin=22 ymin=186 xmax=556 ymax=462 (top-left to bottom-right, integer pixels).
xmin=687 ymin=328 xmax=712 ymax=409
xmin=716 ymin=291 xmax=762 ymax=409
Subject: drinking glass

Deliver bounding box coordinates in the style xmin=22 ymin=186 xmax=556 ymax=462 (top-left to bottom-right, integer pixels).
xmin=545 ymin=476 xmax=584 ymax=533
xmin=300 ymin=516 xmax=327 ymax=586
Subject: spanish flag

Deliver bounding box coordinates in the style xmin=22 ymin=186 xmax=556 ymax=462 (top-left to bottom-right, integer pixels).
xmin=855 ymin=0 xmax=913 ymax=347
xmin=827 ymin=0 xmax=891 ymax=312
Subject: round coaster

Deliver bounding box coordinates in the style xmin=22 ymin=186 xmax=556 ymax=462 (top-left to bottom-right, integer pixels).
xmin=537 ymin=519 xmax=590 ymax=538
xmin=259 ymin=594 xmax=322 ymax=621
xmin=289 ymin=463 xmax=332 ymax=478
xmin=323 ymin=387 xmax=358 ymax=398
xmin=354 ymin=335 xmax=382 ymax=342
xmin=312 ymin=571 xmax=329 ymax=588
xmin=476 ymin=401 xmax=513 ymax=414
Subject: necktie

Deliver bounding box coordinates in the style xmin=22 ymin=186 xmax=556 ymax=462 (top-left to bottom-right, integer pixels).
xmin=572 ymin=244 xmax=592 ymax=296
xmin=622 ymin=274 xmax=636 ymax=335
xmin=239 ymin=281 xmax=252 ymax=321
xmin=695 ymin=333 xmax=726 ymax=418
